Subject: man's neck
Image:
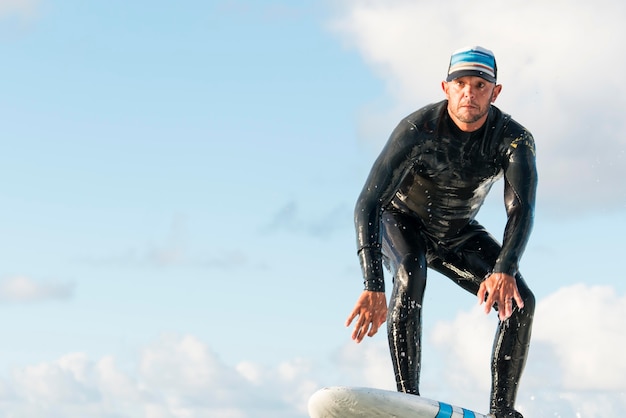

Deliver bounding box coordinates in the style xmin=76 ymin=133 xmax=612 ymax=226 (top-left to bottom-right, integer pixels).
xmin=445 ymin=111 xmax=487 ymax=139
xmin=447 ymin=111 xmax=489 ymax=133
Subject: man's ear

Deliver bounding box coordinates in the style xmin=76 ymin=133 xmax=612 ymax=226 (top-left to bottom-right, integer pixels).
xmin=441 ymin=81 xmax=449 ymax=97
xmin=491 ymin=84 xmax=503 ymax=102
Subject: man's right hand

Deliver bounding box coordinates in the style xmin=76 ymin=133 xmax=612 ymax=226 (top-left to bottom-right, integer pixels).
xmin=345 ymin=290 xmax=388 ymax=343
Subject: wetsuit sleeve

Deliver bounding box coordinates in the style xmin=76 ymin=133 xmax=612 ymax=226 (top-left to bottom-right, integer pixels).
xmin=494 ymin=131 xmax=538 ymax=276
xmin=355 ymin=121 xmax=417 ymax=292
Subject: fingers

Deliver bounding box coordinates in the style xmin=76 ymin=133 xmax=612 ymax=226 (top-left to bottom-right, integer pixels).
xmin=477 ymin=282 xmax=487 ymax=305
xmin=351 ymin=323 xmax=364 ymax=342
xmin=368 ymin=320 xmax=381 ymax=338
xmin=347 ymin=306 xmax=386 ymax=342
xmin=347 ymin=291 xmax=388 ymax=343
xmin=351 ymin=312 xmax=378 ymax=343
xmin=483 ymin=291 xmax=495 ymax=314
xmin=346 ymin=303 xmax=368 ymax=342
xmin=498 ymin=288 xmax=524 ymax=321
xmin=481 ymin=281 xmax=495 ymax=314
xmin=513 ymin=289 xmax=525 ymax=310
xmin=478 ymin=274 xmax=525 ymax=320
xmin=353 ymin=314 xmax=368 ymax=342
xmin=499 ymin=297 xmax=513 ymax=321
xmin=356 ymin=310 xmax=386 ymax=342
xmin=345 ymin=309 xmax=358 ymax=327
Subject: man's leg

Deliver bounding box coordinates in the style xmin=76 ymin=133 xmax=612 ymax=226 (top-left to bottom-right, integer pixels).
xmin=430 ymin=230 xmax=535 ymax=416
xmin=381 ymin=211 xmax=428 ymax=395
xmin=489 ymin=284 xmax=534 ymax=417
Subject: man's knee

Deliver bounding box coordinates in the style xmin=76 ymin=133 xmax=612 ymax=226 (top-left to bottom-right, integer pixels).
xmin=388 ymin=254 xmax=426 ymax=318
xmin=509 ymin=281 xmax=534 ymax=334
xmin=516 ymin=276 xmax=535 ymax=318
xmin=523 ymin=289 xmax=535 ymax=310
xmin=393 ymin=254 xmax=426 ymax=290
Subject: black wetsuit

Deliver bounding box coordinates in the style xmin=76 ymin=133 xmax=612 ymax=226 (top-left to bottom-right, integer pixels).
xmin=354 ymin=100 xmax=537 ymax=415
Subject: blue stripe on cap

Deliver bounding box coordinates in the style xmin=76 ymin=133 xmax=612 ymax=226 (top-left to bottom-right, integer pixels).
xmin=447 ymin=46 xmax=497 ymax=82
xmin=450 ymin=50 xmax=495 ymax=69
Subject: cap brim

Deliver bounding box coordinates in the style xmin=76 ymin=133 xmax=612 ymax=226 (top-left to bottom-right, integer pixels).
xmin=446 ymin=70 xmax=496 ymax=83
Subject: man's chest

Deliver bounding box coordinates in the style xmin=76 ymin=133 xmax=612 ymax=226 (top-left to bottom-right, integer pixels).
xmin=411 ymin=135 xmax=502 ymax=185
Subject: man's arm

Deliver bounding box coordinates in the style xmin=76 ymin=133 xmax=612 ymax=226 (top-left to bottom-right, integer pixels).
xmin=347 ymin=119 xmax=419 ymax=340
xmin=495 ymin=131 xmax=538 ymax=276
xmin=479 ymin=131 xmax=537 ymax=321
xmin=354 ymin=121 xmax=419 ymax=291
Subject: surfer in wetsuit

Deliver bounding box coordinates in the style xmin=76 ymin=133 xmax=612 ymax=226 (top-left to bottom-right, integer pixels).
xmin=345 ymin=46 xmax=536 ymax=418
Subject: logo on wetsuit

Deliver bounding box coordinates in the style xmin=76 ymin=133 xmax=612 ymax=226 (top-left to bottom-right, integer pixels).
xmin=510 ymin=134 xmax=535 ymax=156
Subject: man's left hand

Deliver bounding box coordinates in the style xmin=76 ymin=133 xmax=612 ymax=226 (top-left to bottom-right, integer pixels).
xmin=477 ymin=272 xmax=524 ymax=321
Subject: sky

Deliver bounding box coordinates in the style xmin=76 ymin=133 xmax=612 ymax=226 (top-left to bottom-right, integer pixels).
xmin=0 ymin=0 xmax=625 ymax=417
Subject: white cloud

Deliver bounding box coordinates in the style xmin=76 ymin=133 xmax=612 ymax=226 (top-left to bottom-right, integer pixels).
xmin=329 ymin=0 xmax=626 ymax=212
xmin=0 ymin=276 xmax=74 ymax=303
xmin=430 ymin=306 xmax=496 ymax=393
xmin=332 ymin=338 xmax=395 ymax=389
xmin=12 ymin=353 xmax=101 ymax=403
xmin=138 ymin=333 xmax=243 ymax=401
xmin=0 ymin=334 xmax=313 ymax=418
xmin=532 ymin=284 xmax=626 ymax=391
xmin=1 ymin=286 xmax=624 ymax=417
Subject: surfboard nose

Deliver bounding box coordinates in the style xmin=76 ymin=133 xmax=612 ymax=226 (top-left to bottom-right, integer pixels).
xmin=308 ymin=386 xmax=363 ymax=418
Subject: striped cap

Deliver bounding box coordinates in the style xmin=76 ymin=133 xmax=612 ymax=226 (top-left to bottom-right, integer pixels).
xmin=446 ymin=46 xmax=497 ymax=83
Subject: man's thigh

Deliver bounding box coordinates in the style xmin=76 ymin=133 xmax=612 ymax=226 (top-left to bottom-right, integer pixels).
xmin=430 ymin=227 xmax=532 ymax=298
xmin=380 ymin=210 xmax=428 ymax=276
xmin=429 ymin=228 xmax=503 ymax=295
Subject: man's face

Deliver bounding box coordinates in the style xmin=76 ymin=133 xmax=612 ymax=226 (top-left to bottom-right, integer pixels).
xmin=442 ymin=76 xmax=502 ymax=132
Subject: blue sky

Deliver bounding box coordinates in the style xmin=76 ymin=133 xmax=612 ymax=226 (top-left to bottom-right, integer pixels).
xmin=0 ymin=1 xmax=625 ymax=417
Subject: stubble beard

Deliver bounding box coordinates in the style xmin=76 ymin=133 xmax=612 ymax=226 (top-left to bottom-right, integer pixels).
xmin=453 ymin=105 xmax=489 ymax=124
xmin=452 ymin=91 xmax=494 ymax=124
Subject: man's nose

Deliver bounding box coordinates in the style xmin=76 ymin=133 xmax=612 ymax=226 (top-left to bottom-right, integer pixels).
xmin=462 ymin=85 xmax=475 ymax=98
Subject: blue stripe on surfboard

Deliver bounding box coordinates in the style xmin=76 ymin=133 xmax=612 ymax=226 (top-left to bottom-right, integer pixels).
xmin=435 ymin=402 xmax=453 ymax=418
xmin=435 ymin=402 xmax=477 ymax=418
xmin=463 ymin=408 xmax=476 ymax=418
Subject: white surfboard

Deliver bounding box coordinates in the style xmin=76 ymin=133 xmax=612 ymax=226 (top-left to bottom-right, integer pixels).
xmin=308 ymin=386 xmax=490 ymax=418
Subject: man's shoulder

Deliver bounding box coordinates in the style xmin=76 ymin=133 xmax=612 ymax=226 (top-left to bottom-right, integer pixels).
xmin=401 ymin=100 xmax=447 ymax=130
xmin=490 ymin=105 xmax=533 ymax=138
xmin=489 ymin=106 xmax=536 ymax=156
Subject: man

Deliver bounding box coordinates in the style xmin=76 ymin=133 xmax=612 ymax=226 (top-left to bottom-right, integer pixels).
xmin=345 ymin=46 xmax=537 ymax=418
